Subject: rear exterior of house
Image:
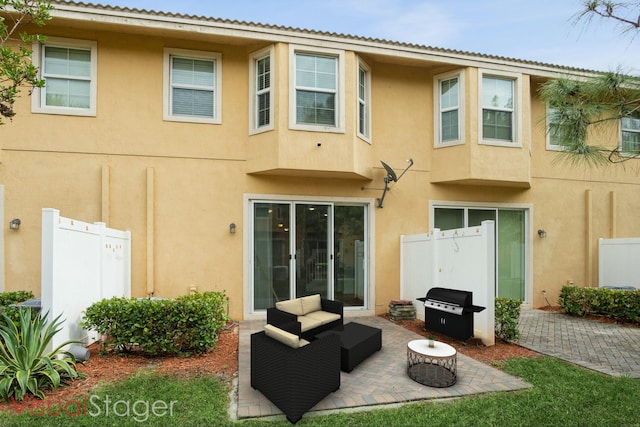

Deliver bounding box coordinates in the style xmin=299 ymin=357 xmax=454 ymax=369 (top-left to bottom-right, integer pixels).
xmin=1 ymin=2 xmax=639 ymax=321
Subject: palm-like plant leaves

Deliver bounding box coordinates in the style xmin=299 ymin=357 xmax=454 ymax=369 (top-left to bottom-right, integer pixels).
xmin=0 ymin=308 xmax=84 ymax=401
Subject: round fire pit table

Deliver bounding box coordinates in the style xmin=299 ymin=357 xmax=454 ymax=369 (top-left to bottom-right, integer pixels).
xmin=407 ymin=339 xmax=457 ymax=387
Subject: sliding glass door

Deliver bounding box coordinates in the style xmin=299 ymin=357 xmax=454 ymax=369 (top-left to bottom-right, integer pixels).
xmin=434 ymin=206 xmax=527 ymax=301
xmin=252 ymin=201 xmax=367 ymax=311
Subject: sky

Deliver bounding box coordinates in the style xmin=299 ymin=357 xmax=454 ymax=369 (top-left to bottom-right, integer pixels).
xmin=100 ymin=0 xmax=639 ymax=74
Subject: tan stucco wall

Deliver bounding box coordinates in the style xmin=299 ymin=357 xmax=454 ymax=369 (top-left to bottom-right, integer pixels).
xmin=2 ymin=18 xmax=640 ymax=321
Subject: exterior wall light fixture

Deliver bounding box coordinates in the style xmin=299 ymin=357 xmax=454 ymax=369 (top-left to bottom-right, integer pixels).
xmin=537 ymin=229 xmax=547 ymax=238
xmin=9 ymin=218 xmax=21 ymax=230
xmin=229 ymin=223 xmax=236 ymax=234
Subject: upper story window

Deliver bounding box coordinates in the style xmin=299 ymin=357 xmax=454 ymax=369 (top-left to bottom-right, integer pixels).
xmin=289 ymin=45 xmax=345 ymax=133
xmin=546 ymin=105 xmax=565 ymax=151
xmin=621 ymin=112 xmax=640 ymax=154
xmin=434 ymin=70 xmax=464 ymax=146
xmin=249 ymin=46 xmax=273 ymax=134
xmin=480 ymin=70 xmax=521 ymax=146
xmin=358 ymin=58 xmax=371 ymax=142
xmin=31 ymin=37 xmax=97 ymax=116
xmin=163 ymin=48 xmax=222 ymax=124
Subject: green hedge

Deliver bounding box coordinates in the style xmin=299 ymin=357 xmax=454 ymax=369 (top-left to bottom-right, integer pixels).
xmin=558 ymin=285 xmax=640 ymax=322
xmin=81 ymin=291 xmax=230 ymax=356
xmin=0 ymin=291 xmax=35 ymax=325
xmin=0 ymin=290 xmax=34 ymax=308
xmin=495 ymin=297 xmax=522 ymax=342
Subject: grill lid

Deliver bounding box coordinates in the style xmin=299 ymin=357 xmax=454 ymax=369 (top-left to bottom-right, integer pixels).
xmin=420 ymin=287 xmax=486 ymax=314
xmin=426 ymin=287 xmax=471 ymax=307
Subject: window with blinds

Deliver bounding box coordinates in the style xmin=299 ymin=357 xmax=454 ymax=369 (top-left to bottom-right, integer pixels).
xmin=358 ymin=59 xmax=371 ymax=141
xmin=295 ymin=53 xmax=337 ymax=126
xmin=440 ymin=76 xmax=460 ymax=142
xmin=170 ymin=56 xmax=215 ymax=118
xmin=32 ymin=37 xmax=97 ymax=117
xmin=256 ymin=55 xmax=271 ymax=128
xmin=42 ymin=46 xmax=92 ymax=109
xmin=622 ymin=112 xmax=640 ymax=154
xmin=163 ymin=48 xmax=221 ymax=124
xmin=482 ymin=75 xmax=514 ymax=142
xmin=433 ymin=70 xmax=464 ymax=147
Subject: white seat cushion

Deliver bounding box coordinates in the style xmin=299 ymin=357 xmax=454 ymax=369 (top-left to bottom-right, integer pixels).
xmin=305 ymin=310 xmax=341 ymax=325
xmin=297 ymin=315 xmax=323 ymax=332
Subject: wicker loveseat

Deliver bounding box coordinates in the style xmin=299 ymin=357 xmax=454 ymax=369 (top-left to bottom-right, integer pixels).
xmin=250 ymin=326 xmax=341 ymax=423
xmin=266 ymin=294 xmax=343 ymax=341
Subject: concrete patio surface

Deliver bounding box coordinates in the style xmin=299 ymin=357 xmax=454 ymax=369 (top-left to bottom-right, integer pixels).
xmin=234 ymin=315 xmax=531 ymax=422
xmin=517 ymin=308 xmax=640 ymax=378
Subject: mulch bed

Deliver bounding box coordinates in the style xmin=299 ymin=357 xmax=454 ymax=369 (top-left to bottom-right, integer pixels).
xmin=0 ymin=312 xmax=552 ymax=413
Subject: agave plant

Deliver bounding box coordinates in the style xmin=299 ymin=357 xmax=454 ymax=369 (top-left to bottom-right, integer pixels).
xmin=0 ymin=308 xmax=84 ymax=401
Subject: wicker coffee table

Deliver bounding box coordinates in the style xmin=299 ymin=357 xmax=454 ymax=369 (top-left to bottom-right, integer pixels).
xmin=316 ymin=322 xmax=382 ymax=372
xmin=407 ymin=339 xmax=457 ymax=387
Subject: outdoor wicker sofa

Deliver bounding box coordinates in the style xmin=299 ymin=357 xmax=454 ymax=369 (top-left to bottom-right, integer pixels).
xmin=250 ymin=326 xmax=341 ymax=423
xmin=266 ymin=294 xmax=343 ymax=341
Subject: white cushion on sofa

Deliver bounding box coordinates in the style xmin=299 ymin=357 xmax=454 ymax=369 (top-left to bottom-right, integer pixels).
xmin=297 ymin=316 xmax=323 ymax=332
xmin=300 ymin=294 xmax=322 ymax=314
xmin=305 ymin=310 xmax=341 ymax=325
xmin=264 ymin=324 xmax=309 ymax=348
xmin=275 ymin=298 xmax=304 ymax=316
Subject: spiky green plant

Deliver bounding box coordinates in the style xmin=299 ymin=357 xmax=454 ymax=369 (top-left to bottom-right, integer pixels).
xmin=0 ymin=308 xmax=84 ymax=402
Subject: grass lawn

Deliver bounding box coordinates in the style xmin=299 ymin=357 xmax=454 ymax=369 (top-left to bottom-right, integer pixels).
xmin=1 ymin=356 xmax=638 ymax=426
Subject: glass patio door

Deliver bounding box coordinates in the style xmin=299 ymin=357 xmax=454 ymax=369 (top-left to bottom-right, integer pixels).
xmin=434 ymin=206 xmax=526 ymax=301
xmin=252 ymin=201 xmax=367 ymax=311
xmin=295 ymin=203 xmax=330 ymax=299
xmin=253 ymin=202 xmax=291 ymax=310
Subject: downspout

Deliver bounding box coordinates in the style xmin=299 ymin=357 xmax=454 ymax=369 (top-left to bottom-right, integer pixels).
xmin=585 ymin=189 xmax=592 ymax=287
xmin=146 ymin=167 xmax=155 ymax=296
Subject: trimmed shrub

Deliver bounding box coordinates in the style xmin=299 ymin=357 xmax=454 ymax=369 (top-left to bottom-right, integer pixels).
xmin=559 ymin=285 xmax=640 ymax=322
xmin=0 ymin=291 xmax=34 ymax=308
xmin=495 ymin=297 xmax=522 ymax=342
xmin=82 ymin=291 xmax=230 ymax=356
xmin=0 ymin=291 xmax=36 ymax=326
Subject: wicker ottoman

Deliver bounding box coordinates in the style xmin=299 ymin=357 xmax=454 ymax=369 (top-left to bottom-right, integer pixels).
xmin=317 ymin=322 xmax=382 ymax=372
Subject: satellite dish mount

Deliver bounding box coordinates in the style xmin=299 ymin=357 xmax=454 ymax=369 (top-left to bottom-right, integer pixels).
xmin=361 ymin=158 xmax=413 ymax=208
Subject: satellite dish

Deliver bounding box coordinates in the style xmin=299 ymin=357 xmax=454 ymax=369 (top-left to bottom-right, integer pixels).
xmin=361 ymin=158 xmax=414 ymax=208
xmin=380 ymin=160 xmax=398 ymax=182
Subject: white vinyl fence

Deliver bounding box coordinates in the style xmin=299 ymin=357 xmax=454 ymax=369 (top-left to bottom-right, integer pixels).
xmin=598 ymin=238 xmax=640 ymax=289
xmin=41 ymin=208 xmax=131 ymax=351
xmin=400 ymin=220 xmax=496 ymax=346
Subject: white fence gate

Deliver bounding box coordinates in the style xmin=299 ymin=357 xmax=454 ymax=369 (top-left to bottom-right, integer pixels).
xmin=400 ymin=220 xmax=496 ymax=346
xmin=41 ymin=208 xmax=131 ymax=351
xmin=598 ymin=238 xmax=640 ymax=289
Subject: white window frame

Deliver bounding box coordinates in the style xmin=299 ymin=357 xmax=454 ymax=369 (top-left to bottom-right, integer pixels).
xmin=478 ymin=69 xmax=522 ymax=147
xmin=357 ymin=57 xmax=372 ymax=143
xmin=288 ymin=45 xmax=345 ymax=133
xmin=434 ymin=70 xmax=465 ymax=147
xmin=249 ymin=46 xmax=274 ymax=134
xmin=163 ymin=47 xmax=222 ymax=124
xmin=546 ymin=104 xmax=565 ymax=151
xmin=620 ymin=112 xmax=640 ymax=155
xmin=31 ymin=37 xmax=97 ymax=117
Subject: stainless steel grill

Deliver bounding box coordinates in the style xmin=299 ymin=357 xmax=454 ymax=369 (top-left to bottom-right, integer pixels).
xmin=417 ymin=287 xmax=485 ymax=343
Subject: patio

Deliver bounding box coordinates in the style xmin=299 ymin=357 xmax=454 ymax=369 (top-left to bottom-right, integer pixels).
xmin=235 ymin=315 xmax=531 ymax=422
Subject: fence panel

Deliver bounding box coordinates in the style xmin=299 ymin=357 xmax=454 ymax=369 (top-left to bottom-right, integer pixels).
xmin=41 ymin=208 xmax=131 ymax=351
xmin=598 ymin=238 xmax=640 ymax=289
xmin=400 ymin=221 xmax=495 ymax=346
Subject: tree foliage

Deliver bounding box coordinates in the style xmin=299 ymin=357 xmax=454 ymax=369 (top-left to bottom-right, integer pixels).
xmin=540 ymin=70 xmax=640 ymax=165
xmin=576 ymin=0 xmax=640 ymax=34
xmin=0 ymin=0 xmax=52 ymax=125
xmin=539 ymin=1 xmax=640 ymax=166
